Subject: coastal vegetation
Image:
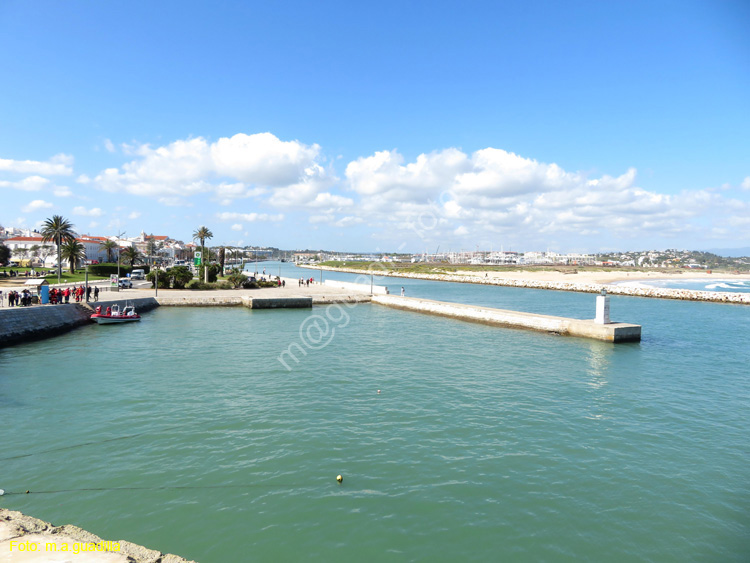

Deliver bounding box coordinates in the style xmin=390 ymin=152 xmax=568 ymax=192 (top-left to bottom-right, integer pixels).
xmin=121 ymin=246 xmax=143 ymax=266
xmin=40 ymin=215 xmax=76 ymax=284
xmin=60 ymin=239 xmax=86 ymax=273
xmin=98 ymin=239 xmax=118 ymax=263
xmin=0 ymin=242 xmax=10 ymax=266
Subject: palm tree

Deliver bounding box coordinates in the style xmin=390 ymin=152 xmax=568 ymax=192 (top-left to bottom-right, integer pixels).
xmin=121 ymin=246 xmax=143 ymax=267
xmin=41 ymin=215 xmax=76 ymax=284
xmin=60 ymin=240 xmax=86 ymax=273
xmin=99 ymin=239 xmax=118 ymax=263
xmin=192 ymin=226 xmax=213 ymax=282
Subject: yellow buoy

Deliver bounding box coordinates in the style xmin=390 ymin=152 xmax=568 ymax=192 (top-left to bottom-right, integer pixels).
xmin=336 ymin=475 xmax=343 ymax=483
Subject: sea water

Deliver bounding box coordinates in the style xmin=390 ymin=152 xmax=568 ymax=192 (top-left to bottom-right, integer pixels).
xmin=1 ymin=265 xmax=749 ymax=561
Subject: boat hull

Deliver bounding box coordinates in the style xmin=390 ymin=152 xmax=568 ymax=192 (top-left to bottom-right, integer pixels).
xmin=90 ymin=315 xmax=141 ymax=324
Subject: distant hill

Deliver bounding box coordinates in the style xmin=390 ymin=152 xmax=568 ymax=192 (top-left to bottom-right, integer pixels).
xmin=704 ymin=247 xmax=750 ymax=258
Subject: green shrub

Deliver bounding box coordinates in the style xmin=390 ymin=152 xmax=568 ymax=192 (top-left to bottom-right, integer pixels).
xmin=168 ymin=266 xmax=194 ymax=289
xmin=146 ymin=270 xmax=170 ymax=288
xmin=198 ymin=263 xmax=221 ymax=283
xmin=187 ymin=280 xmax=212 ymax=290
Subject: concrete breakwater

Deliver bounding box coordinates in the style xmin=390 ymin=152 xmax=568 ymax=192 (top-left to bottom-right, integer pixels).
xmin=0 ymin=508 xmax=195 ymax=562
xmin=373 ymin=295 xmax=641 ymax=342
xmin=303 ymin=265 xmax=750 ymax=305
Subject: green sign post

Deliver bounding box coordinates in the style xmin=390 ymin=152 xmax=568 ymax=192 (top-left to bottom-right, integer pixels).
xmin=194 ymin=251 xmax=202 ymax=266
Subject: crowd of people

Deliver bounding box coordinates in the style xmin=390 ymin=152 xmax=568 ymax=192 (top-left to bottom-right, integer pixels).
xmin=47 ymin=285 xmax=99 ymax=304
xmin=0 ymin=284 xmax=100 ymax=307
xmin=0 ymin=289 xmax=34 ymax=306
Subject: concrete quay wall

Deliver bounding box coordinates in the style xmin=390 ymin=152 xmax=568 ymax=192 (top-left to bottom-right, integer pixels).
xmin=305 ymin=265 xmax=750 ymax=305
xmin=0 ymin=304 xmax=92 ymax=347
xmin=372 ymin=295 xmax=641 ymax=342
xmin=0 ymin=508 xmax=195 ymax=562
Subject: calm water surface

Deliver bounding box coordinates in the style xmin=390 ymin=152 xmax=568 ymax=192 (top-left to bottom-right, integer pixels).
xmin=1 ymin=269 xmax=749 ymax=561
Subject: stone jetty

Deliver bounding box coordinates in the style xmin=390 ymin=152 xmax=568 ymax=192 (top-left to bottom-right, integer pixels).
xmin=373 ymin=295 xmax=641 ymax=342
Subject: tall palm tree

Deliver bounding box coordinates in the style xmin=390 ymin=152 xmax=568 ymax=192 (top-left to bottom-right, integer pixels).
xmin=60 ymin=239 xmax=86 ymax=274
xmin=121 ymin=246 xmax=143 ymax=267
xmin=192 ymin=226 xmax=213 ymax=282
xmin=99 ymin=239 xmax=118 ymax=263
xmin=41 ymin=215 xmax=76 ymax=284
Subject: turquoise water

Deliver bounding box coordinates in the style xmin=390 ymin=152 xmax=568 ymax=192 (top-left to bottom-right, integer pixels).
xmin=2 ymin=268 xmax=750 ymax=561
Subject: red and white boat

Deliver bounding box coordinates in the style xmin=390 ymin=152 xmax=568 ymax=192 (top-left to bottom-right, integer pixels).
xmin=90 ymin=303 xmax=141 ymax=324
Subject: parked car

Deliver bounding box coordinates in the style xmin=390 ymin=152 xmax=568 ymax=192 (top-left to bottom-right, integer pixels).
xmin=119 ymin=279 xmax=132 ymax=289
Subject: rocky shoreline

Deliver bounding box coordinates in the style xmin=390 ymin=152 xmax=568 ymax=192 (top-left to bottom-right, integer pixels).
xmin=0 ymin=508 xmax=195 ymax=562
xmin=302 ymin=265 xmax=750 ymax=305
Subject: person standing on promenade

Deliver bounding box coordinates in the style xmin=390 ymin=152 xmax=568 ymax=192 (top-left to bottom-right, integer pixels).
xmin=0 ymin=289 xmax=3 ymax=306
xmin=94 ymin=286 xmax=99 ymax=301
xmin=401 ymin=286 xmax=405 ymax=296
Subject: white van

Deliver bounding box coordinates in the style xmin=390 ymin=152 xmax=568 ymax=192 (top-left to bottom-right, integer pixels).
xmin=131 ymin=269 xmax=146 ymax=280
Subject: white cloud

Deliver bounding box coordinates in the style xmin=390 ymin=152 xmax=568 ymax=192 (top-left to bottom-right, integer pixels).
xmin=742 ymin=176 xmax=750 ymax=190
xmin=231 ymin=224 xmax=243 ymax=231
xmin=128 ymin=211 xmax=141 ymax=219
xmin=22 ymin=199 xmax=53 ymax=212
xmin=73 ymin=206 xmax=104 ymax=217
xmin=216 ymin=212 xmax=284 ymax=222
xmin=0 ymin=154 xmax=73 ymax=176
xmin=92 ymin=133 xmax=333 ymax=208
xmin=54 ymin=186 xmax=73 ymax=197
xmin=104 ymin=139 xmax=116 ymax=153
xmin=0 ymin=175 xmax=50 ymax=191
xmin=342 ymin=146 xmax=744 ymax=249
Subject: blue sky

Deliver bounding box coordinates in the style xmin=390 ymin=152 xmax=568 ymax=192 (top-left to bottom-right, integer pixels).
xmin=1 ymin=0 xmax=748 ymax=253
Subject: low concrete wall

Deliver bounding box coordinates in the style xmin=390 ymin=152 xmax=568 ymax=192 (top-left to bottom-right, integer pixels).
xmin=245 ymin=297 xmax=313 ymax=309
xmin=372 ymin=295 xmax=641 ymax=342
xmin=155 ymin=296 xmax=242 ymax=307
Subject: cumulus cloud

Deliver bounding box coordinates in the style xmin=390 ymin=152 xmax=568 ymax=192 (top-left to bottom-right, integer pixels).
xmin=54 ymin=186 xmax=73 ymax=197
xmin=92 ymin=133 xmax=334 ymax=208
xmin=0 ymin=154 xmax=73 ymax=176
xmin=128 ymin=211 xmax=141 ymax=219
xmin=342 ymin=146 xmax=746 ymax=248
xmin=231 ymin=224 xmax=243 ymax=231
xmin=22 ymin=199 xmax=53 ymax=212
xmin=742 ymin=176 xmax=750 ymax=190
xmin=73 ymin=206 xmax=104 ymax=217
xmin=0 ymin=175 xmax=50 ymax=191
xmin=215 ymin=212 xmax=284 ymax=222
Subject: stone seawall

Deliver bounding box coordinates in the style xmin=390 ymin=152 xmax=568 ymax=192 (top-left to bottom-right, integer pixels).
xmin=0 ymin=304 xmax=92 ymax=348
xmin=304 ymin=266 xmax=750 ymax=305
